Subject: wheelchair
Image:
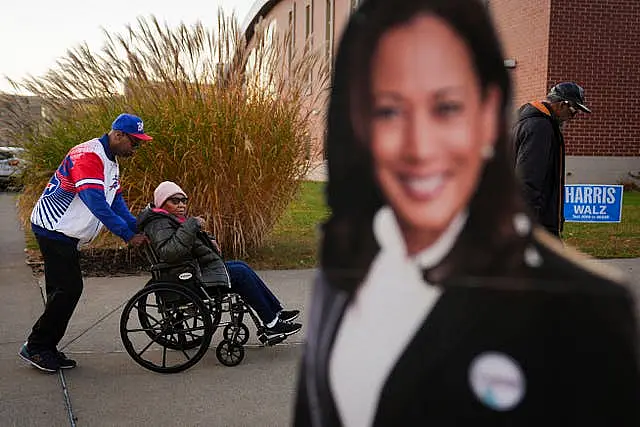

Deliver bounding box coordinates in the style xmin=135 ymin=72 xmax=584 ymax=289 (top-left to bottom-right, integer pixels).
xmin=119 ymin=244 xmax=289 ymax=373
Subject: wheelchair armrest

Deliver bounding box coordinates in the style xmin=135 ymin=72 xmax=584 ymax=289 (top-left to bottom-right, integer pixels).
xmin=150 ymin=260 xmax=199 ymax=272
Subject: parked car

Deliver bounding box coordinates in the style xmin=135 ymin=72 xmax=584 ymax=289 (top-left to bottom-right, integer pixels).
xmin=0 ymin=147 xmax=27 ymax=190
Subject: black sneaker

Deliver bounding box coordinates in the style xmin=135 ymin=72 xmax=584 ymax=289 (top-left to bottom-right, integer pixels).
xmin=18 ymin=343 xmax=59 ymax=373
xmin=56 ymin=351 xmax=77 ymax=369
xmin=280 ymin=310 xmax=300 ymax=323
xmin=264 ymin=320 xmax=302 ymax=339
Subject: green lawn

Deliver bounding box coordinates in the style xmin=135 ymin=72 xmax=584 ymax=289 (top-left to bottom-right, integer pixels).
xmin=564 ymin=191 xmax=640 ymax=258
xmin=21 ymin=185 xmax=640 ymax=271
xmin=246 ymin=181 xmax=330 ymax=269
xmin=248 ymin=185 xmax=640 ymax=268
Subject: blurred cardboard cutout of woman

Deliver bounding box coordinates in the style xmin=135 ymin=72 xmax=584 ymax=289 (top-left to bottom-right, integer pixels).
xmin=294 ymin=0 xmax=640 ymax=425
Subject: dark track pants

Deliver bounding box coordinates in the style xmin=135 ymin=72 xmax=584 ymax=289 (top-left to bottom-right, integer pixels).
xmin=27 ymin=235 xmax=83 ymax=352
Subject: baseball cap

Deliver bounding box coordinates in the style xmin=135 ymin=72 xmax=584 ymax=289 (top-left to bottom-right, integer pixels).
xmin=111 ymin=113 xmax=153 ymax=141
xmin=547 ymin=82 xmax=592 ymax=113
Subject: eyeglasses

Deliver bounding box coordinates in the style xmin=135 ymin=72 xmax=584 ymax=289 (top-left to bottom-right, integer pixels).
xmin=167 ymin=196 xmax=188 ymax=205
xmin=124 ymin=133 xmax=142 ymax=148
xmin=564 ymin=101 xmax=578 ymax=115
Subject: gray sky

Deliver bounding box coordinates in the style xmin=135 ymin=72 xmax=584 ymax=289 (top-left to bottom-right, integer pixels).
xmin=0 ymin=0 xmax=255 ymax=94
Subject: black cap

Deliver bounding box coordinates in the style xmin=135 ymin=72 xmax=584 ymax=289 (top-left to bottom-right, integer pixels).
xmin=547 ymin=82 xmax=591 ymax=113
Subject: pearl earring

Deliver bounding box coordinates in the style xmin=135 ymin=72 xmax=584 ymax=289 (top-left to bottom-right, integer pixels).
xmin=481 ymin=145 xmax=495 ymax=160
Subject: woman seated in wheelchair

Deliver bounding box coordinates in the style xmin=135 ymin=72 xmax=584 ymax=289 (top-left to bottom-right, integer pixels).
xmin=137 ymin=181 xmax=302 ymax=341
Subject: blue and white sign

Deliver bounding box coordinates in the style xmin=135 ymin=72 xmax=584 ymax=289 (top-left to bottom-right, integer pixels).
xmin=564 ymin=184 xmax=623 ymax=223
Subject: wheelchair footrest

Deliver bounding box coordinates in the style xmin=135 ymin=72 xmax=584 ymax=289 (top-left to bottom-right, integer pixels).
xmin=258 ymin=333 xmax=287 ymax=346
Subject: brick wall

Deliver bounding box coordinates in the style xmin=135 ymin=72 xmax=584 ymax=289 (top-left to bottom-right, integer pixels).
xmin=246 ymin=0 xmax=639 ymax=160
xmin=488 ymin=0 xmax=551 ymax=109
xmin=548 ymin=0 xmax=640 ymax=156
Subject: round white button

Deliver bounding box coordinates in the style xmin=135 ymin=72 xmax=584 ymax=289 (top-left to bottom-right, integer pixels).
xmin=524 ymin=246 xmax=543 ymax=268
xmin=512 ymin=213 xmax=531 ymax=236
xmin=469 ymin=352 xmax=526 ymax=411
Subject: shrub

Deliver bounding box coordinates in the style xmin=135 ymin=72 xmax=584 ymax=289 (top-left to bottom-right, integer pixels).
xmin=7 ymin=12 xmax=329 ymax=258
xmin=618 ymin=172 xmax=640 ymax=192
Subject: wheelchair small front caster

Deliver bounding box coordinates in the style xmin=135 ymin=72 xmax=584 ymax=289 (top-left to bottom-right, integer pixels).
xmin=216 ymin=340 xmax=245 ymax=367
xmin=223 ymin=323 xmax=250 ymax=345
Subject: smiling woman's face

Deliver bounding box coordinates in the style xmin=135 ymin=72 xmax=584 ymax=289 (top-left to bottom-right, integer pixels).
xmin=369 ymin=14 xmax=500 ymax=255
xmin=161 ymin=194 xmax=188 ymax=217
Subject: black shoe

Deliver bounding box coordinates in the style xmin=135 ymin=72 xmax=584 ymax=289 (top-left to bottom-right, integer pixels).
xmin=56 ymin=351 xmax=77 ymax=369
xmin=18 ymin=343 xmax=59 ymax=373
xmin=279 ymin=310 xmax=300 ymax=323
xmin=264 ymin=320 xmax=302 ymax=339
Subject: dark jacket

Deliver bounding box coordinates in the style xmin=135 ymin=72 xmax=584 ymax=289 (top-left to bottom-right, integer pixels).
xmin=137 ymin=206 xmax=229 ymax=286
xmin=512 ymin=102 xmax=565 ymax=234
xmin=294 ymin=230 xmax=640 ymax=426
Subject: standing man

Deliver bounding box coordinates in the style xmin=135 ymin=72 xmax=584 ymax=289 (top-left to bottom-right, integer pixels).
xmin=512 ymin=82 xmax=591 ymax=237
xmin=19 ymin=113 xmax=151 ymax=372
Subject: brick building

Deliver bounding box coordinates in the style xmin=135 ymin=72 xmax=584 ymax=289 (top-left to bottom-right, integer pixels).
xmin=242 ymin=0 xmax=360 ymax=161
xmin=490 ymin=0 xmax=640 ymax=184
xmin=244 ymin=0 xmax=640 ymax=183
xmin=0 ymin=95 xmax=43 ymax=146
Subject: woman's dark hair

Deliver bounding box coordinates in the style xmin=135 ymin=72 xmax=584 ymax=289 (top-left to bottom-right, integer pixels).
xmin=322 ymin=0 xmax=527 ymax=292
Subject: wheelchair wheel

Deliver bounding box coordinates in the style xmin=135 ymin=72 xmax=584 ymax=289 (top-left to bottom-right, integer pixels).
xmin=136 ymin=281 xmax=222 ymax=351
xmin=216 ymin=340 xmax=245 ymax=367
xmin=222 ymin=323 xmax=250 ymax=345
xmin=120 ymin=283 xmax=213 ymax=373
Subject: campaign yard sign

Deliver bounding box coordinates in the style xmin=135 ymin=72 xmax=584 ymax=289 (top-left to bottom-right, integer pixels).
xmin=564 ymin=184 xmax=623 ymax=223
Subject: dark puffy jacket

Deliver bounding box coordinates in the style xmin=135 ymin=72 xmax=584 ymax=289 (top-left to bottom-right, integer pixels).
xmin=512 ymin=101 xmax=565 ymax=234
xmin=137 ymin=206 xmax=229 ymax=286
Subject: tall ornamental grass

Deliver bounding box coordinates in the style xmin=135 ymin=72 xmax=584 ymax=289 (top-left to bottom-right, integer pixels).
xmin=8 ymin=12 xmax=329 ymax=257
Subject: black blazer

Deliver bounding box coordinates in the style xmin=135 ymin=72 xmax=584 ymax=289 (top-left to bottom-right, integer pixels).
xmin=294 ymin=232 xmax=640 ymax=426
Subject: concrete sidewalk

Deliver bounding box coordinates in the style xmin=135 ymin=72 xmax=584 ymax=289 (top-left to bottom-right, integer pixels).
xmin=52 ymin=271 xmax=312 ymax=427
xmin=1 ymin=190 xmax=639 ymax=426
xmin=0 ymin=192 xmax=314 ymax=427
xmin=305 ymin=161 xmax=327 ymax=182
xmin=6 ymin=272 xmax=314 ymax=427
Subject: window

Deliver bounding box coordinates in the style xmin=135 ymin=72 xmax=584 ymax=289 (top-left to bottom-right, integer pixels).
xmin=305 ymin=4 xmax=311 ymax=39
xmin=325 ymin=0 xmax=334 ymax=68
xmin=305 ymin=1 xmax=314 ymax=94
xmin=288 ymin=2 xmax=298 ymax=66
xmin=288 ymin=10 xmax=294 ymax=65
xmin=293 ymin=2 xmax=297 ymax=44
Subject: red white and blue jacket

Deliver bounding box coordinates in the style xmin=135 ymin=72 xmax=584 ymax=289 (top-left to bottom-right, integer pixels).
xmin=31 ymin=134 xmax=137 ymax=246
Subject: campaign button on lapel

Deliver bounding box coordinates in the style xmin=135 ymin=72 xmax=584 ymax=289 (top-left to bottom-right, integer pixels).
xmin=468 ymin=352 xmax=526 ymax=411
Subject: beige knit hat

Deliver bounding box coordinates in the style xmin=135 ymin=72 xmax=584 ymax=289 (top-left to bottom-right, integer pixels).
xmin=153 ymin=181 xmax=187 ymax=207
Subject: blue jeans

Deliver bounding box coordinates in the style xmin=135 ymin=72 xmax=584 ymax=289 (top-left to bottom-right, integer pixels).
xmin=225 ymin=260 xmax=283 ymax=324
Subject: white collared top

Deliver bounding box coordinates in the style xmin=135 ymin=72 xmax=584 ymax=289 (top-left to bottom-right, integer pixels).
xmin=329 ymin=206 xmax=467 ymax=427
